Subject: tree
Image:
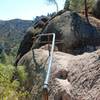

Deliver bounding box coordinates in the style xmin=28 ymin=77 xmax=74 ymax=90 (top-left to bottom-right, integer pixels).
xmin=47 ymin=0 xmax=58 ymax=12
xmin=64 ymin=0 xmax=94 ymax=12
xmin=69 ymin=0 xmax=81 ymax=12
xmin=0 ymin=50 xmax=8 ymax=64
xmin=64 ymin=0 xmax=70 ymax=10
xmin=64 ymin=0 xmax=94 ymax=22
xmin=92 ymin=0 xmax=100 ymax=19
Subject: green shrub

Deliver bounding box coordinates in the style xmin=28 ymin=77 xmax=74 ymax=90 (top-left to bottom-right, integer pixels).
xmin=0 ymin=63 xmax=28 ymax=99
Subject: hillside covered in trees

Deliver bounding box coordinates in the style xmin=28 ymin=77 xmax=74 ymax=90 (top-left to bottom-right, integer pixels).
xmin=0 ymin=19 xmax=32 ymax=55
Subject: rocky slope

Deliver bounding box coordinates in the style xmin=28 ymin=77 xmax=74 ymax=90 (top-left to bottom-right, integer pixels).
xmin=18 ymin=47 xmax=100 ymax=100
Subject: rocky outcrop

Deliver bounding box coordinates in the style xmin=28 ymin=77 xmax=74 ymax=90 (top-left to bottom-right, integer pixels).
xmin=14 ymin=27 xmax=43 ymax=66
xmin=18 ymin=48 xmax=100 ymax=100
xmin=16 ymin=11 xmax=100 ymax=66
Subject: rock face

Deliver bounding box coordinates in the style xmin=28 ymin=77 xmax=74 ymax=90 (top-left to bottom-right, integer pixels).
xmin=18 ymin=48 xmax=100 ymax=100
xmin=92 ymin=0 xmax=100 ymax=19
xmin=42 ymin=11 xmax=100 ymax=54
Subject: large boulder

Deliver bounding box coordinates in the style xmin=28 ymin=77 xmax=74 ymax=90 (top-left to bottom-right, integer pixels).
xmin=18 ymin=48 xmax=100 ymax=100
xmin=42 ymin=11 xmax=100 ymax=54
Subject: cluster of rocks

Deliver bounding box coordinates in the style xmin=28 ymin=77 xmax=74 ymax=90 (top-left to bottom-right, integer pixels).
xmin=15 ymin=10 xmax=100 ymax=66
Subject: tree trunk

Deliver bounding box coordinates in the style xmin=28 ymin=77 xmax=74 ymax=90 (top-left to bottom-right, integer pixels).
xmin=84 ymin=0 xmax=89 ymax=23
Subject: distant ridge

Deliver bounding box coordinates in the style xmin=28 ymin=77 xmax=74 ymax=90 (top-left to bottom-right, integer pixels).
xmin=0 ymin=19 xmax=33 ymax=54
xmin=0 ymin=19 xmax=33 ymax=41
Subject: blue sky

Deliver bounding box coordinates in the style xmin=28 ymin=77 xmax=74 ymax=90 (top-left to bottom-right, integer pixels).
xmin=0 ymin=0 xmax=66 ymax=20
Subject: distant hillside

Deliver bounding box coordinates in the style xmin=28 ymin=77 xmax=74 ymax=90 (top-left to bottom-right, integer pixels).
xmin=0 ymin=19 xmax=33 ymax=54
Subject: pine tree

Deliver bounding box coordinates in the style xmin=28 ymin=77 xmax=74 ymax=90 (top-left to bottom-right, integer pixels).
xmin=64 ymin=0 xmax=70 ymax=10
xmin=47 ymin=0 xmax=58 ymax=12
xmin=0 ymin=50 xmax=8 ymax=64
xmin=69 ymin=0 xmax=83 ymax=12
